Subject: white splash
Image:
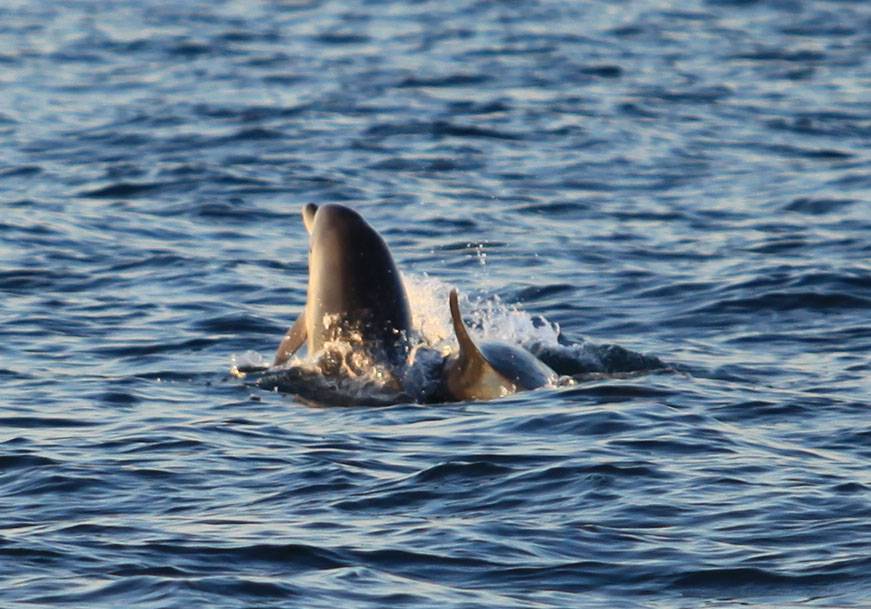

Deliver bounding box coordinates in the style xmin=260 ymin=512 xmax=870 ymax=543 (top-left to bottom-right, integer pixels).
xmin=402 ymin=273 xmax=455 ymax=349
xmin=402 ymin=273 xmax=562 ymax=351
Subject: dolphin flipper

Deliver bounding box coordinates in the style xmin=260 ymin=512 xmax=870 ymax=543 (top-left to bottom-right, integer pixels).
xmin=273 ymin=309 xmax=307 ymax=367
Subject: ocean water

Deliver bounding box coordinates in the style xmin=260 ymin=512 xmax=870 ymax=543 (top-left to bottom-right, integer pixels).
xmin=2 ymin=0 xmax=870 ymax=607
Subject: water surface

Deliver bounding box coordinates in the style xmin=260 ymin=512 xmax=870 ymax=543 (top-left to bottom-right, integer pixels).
xmin=1 ymin=0 xmax=870 ymax=607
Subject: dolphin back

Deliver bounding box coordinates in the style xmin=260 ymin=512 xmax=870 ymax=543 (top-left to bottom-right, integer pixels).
xmin=478 ymin=341 xmax=557 ymax=391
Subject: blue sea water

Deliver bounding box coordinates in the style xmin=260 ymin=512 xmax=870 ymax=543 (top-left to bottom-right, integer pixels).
xmin=2 ymin=0 xmax=870 ymax=607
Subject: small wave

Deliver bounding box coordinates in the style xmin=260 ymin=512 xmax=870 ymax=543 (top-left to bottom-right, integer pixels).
xmin=226 ymin=127 xmax=285 ymax=141
xmin=168 ymin=41 xmax=213 ymax=57
xmin=0 ymin=545 xmax=66 ymax=561
xmin=351 ymin=547 xmax=500 ymax=574
xmin=28 ymin=575 xmax=300 ymax=605
xmin=315 ymin=32 xmax=370 ymax=45
xmin=413 ymin=460 xmax=514 ymax=483
xmin=5 ymin=473 xmax=106 ymax=497
xmin=783 ymin=197 xmax=857 ymax=214
xmin=432 ymin=120 xmax=521 ymax=140
xmin=114 ymin=438 xmax=205 ymax=454
xmin=0 ymin=165 xmax=41 ymax=177
xmin=515 ymin=201 xmax=588 ymax=216
xmin=765 ymin=111 xmax=871 ymax=138
xmin=755 ymin=143 xmax=853 ymax=161
xmin=0 ymin=269 xmax=78 ymax=291
xmin=109 ymin=564 xmax=194 ymax=578
xmin=480 ymin=559 xmax=641 ymax=592
xmin=186 ymin=577 xmax=299 ymax=599
xmin=368 ymin=157 xmax=468 ymax=173
xmin=446 ymin=100 xmax=511 ymax=115
xmin=155 ymin=542 xmax=347 ymax=570
xmin=578 ymin=64 xmax=622 ymax=78
xmin=94 ymin=338 xmax=218 ymax=358
xmin=194 ymin=313 xmax=276 ymax=335
xmin=711 ymin=398 xmax=811 ymax=421
xmin=639 ymin=84 xmax=733 ymax=104
xmin=673 ymin=566 xmax=839 ymax=589
xmin=563 ymin=381 xmax=677 ymax=401
xmin=508 ymin=409 xmax=635 ymax=436
xmin=613 ymin=436 xmax=737 ymax=456
xmin=365 ymin=120 xmax=521 ymax=140
xmin=0 ymin=454 xmax=58 ymax=470
xmin=191 ymin=102 xmax=309 ymax=121
xmin=745 ymin=237 xmax=809 ymax=254
xmin=0 ymin=416 xmax=96 ymax=429
xmin=333 ymin=487 xmax=449 ymax=512
xmin=697 ymin=291 xmax=870 ymax=313
xmin=78 ymin=182 xmax=164 ymax=198
xmin=97 ymin=391 xmax=140 ymax=406
xmin=396 ymin=74 xmax=492 ymax=88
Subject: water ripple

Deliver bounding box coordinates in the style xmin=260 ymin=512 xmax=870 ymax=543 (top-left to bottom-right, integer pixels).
xmin=2 ymin=0 xmax=869 ymax=607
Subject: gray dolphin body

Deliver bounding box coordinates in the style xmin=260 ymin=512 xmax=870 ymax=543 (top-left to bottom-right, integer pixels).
xmin=273 ymin=203 xmax=413 ymax=371
xmin=443 ymin=289 xmax=557 ymax=401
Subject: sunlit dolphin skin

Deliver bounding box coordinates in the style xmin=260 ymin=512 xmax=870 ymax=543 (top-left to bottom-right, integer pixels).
xmin=269 ymin=203 xmax=556 ymax=403
xmin=443 ymin=289 xmax=557 ymax=401
xmin=273 ymin=203 xmax=413 ymax=370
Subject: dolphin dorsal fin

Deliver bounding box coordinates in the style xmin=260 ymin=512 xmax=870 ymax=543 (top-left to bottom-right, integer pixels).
xmin=449 ymin=289 xmax=491 ymax=378
xmin=449 ymin=289 xmax=482 ymax=362
xmin=445 ymin=289 xmax=517 ymax=400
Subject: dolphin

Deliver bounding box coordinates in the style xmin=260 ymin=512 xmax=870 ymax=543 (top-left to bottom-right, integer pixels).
xmin=273 ymin=203 xmax=413 ymax=373
xmin=268 ymin=203 xmax=555 ymax=403
xmin=442 ymin=289 xmax=557 ymax=401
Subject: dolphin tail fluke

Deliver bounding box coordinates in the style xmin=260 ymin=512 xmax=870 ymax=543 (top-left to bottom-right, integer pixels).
xmin=273 ymin=309 xmax=307 ymax=366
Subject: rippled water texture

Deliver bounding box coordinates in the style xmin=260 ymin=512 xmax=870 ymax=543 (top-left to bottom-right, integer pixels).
xmin=2 ymin=0 xmax=870 ymax=607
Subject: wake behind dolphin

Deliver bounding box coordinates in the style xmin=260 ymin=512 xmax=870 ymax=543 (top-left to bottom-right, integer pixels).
xmin=234 ymin=203 xmax=665 ymax=405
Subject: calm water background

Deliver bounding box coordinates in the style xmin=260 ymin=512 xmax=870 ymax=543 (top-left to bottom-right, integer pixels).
xmin=2 ymin=0 xmax=870 ymax=607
